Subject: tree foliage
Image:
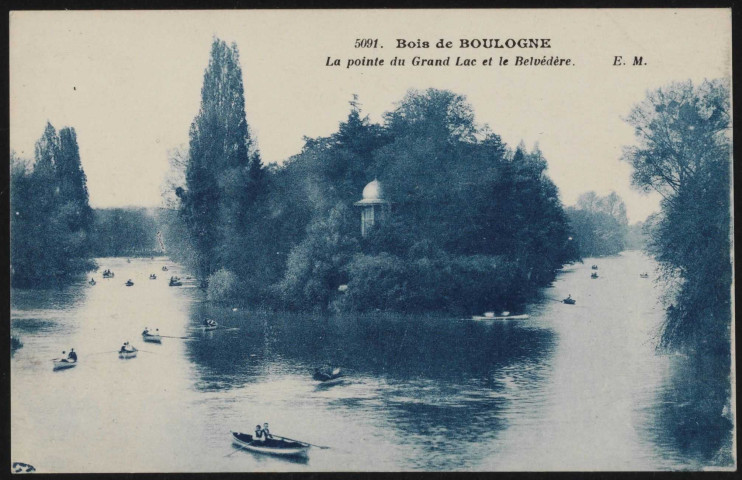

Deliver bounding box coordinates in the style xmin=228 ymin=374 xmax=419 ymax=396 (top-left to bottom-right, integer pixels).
xmin=178 ymin=38 xmax=264 ymax=279
xmin=566 ymin=191 xmax=629 ymax=257
xmin=10 ymin=123 xmax=95 ymax=286
xmin=622 ymin=79 xmax=731 ymax=355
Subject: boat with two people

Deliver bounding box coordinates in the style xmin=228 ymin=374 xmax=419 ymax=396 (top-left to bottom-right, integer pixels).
xmin=640 ymin=272 xmax=649 ymax=278
xmin=313 ymin=365 xmax=344 ymax=385
xmin=562 ymin=294 xmax=576 ymax=305
xmin=102 ymin=269 xmax=115 ymax=278
xmin=149 ymin=274 xmax=157 ymax=280
xmin=169 ymin=276 xmax=182 ymax=287
xmin=203 ymin=319 xmax=218 ymax=331
xmin=119 ymin=342 xmax=138 ymax=359
xmin=162 ymin=266 xmax=169 ymax=271
xmin=142 ymin=327 xmax=162 ymax=343
xmin=591 ymin=272 xmax=599 ymax=279
xmin=53 ymin=349 xmax=78 ymax=371
xmin=125 ymin=279 xmax=134 ymax=287
xmin=591 ymin=265 xmax=598 ymax=270
xmin=231 ymin=426 xmax=312 ymax=458
xmin=472 ymin=311 xmax=530 ymax=321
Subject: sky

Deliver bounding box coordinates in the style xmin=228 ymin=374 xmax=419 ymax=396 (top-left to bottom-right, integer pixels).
xmin=9 ymin=9 xmax=732 ymax=222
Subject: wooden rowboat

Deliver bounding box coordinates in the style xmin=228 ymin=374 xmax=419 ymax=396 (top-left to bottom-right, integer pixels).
xmin=119 ymin=347 xmax=138 ymax=359
xmin=472 ymin=313 xmax=530 ymax=320
xmin=231 ymin=431 xmax=310 ymax=457
xmin=142 ymin=331 xmax=162 ymax=343
xmin=53 ymin=358 xmax=77 ymax=371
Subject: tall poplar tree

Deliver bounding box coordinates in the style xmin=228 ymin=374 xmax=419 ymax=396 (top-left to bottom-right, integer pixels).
xmin=180 ymin=38 xmax=263 ymax=278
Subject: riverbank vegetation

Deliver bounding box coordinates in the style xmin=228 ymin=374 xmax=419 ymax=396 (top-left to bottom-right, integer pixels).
xmin=565 ymin=191 xmax=629 ymax=257
xmin=10 ymin=123 xmax=96 ymax=287
xmin=89 ymin=208 xmax=163 ymax=257
xmin=165 ymin=38 xmax=579 ymax=313
xmin=623 ymin=78 xmax=732 ymax=464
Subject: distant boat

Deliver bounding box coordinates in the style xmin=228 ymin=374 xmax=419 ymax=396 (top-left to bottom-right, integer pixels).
xmin=203 ymin=319 xmax=218 ymax=330
xmin=53 ymin=358 xmax=77 ymax=371
xmin=142 ymin=329 xmax=162 ymax=343
xmin=591 ymin=272 xmax=599 ymax=279
xmin=119 ymin=345 xmax=138 ymax=359
xmin=149 ymin=274 xmax=157 ymax=280
xmin=231 ymin=431 xmax=310 ymax=457
xmin=591 ymin=265 xmax=598 ymax=270
xmin=125 ymin=279 xmax=134 ymax=287
xmin=102 ymin=270 xmax=115 ymax=278
xmin=169 ymin=277 xmax=182 ymax=287
xmin=162 ymin=266 xmax=169 ymax=271
xmin=562 ymin=297 xmax=576 ymax=305
xmin=640 ymin=273 xmax=649 ymax=278
xmin=127 ymin=259 xmax=131 ymax=263
xmin=313 ymin=367 xmax=344 ymax=384
xmin=89 ymin=278 xmax=96 ymax=286
xmin=472 ymin=311 xmax=529 ymax=320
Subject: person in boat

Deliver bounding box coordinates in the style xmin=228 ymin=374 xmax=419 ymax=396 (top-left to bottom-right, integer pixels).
xmin=254 ymin=424 xmax=265 ymax=442
xmin=262 ymin=423 xmax=272 ymax=442
xmin=566 ymin=294 xmax=573 ymax=301
xmin=143 ymin=327 xmax=149 ymax=335
xmin=68 ymin=348 xmax=77 ymax=362
xmin=60 ymin=351 xmax=69 ymax=362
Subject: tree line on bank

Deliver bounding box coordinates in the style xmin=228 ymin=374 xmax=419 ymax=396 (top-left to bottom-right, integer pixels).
xmin=622 ymin=78 xmax=732 ymax=461
xmin=10 ymin=123 xmax=95 ymax=287
xmin=565 ymin=191 xmax=630 ymax=257
xmin=10 ymin=122 xmax=165 ymax=286
xmin=164 ymin=38 xmax=579 ymax=314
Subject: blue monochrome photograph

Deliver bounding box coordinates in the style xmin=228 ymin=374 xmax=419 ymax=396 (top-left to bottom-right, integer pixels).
xmin=8 ymin=9 xmax=734 ymax=473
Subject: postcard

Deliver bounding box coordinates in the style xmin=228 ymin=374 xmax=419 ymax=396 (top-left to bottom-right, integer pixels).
xmin=9 ymin=9 xmax=734 ymax=473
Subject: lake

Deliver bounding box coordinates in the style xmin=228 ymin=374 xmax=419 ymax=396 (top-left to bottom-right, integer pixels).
xmin=10 ymin=251 xmax=734 ymax=472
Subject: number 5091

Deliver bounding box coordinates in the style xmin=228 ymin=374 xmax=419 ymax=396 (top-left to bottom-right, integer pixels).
xmin=355 ymin=39 xmax=379 ymax=48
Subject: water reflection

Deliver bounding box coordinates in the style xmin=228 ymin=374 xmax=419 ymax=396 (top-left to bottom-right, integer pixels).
xmin=646 ymin=354 xmax=735 ymax=469
xmin=10 ymin=252 xmax=734 ymax=471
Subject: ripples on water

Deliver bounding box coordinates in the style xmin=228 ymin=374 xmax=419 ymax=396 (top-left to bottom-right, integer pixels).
xmin=10 ymin=252 xmax=734 ymax=471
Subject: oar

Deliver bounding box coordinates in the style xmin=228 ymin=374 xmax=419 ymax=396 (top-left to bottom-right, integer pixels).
xmin=224 ymin=443 xmax=248 ymax=458
xmin=159 ymin=335 xmax=192 ymax=339
xmin=271 ymin=434 xmax=330 ymax=450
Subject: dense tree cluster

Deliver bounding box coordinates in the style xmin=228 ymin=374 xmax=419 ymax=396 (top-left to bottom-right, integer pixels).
xmin=170 ymin=38 xmax=579 ymax=313
xmin=88 ymin=208 xmax=162 ymax=257
xmin=623 ymin=79 xmax=732 ymax=455
xmin=565 ymin=191 xmax=629 ymax=257
xmin=11 ymin=123 xmax=95 ymax=286
xmin=623 ymin=79 xmax=731 ymax=354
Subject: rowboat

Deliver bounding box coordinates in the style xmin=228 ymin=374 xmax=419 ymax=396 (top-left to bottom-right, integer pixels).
xmin=102 ymin=271 xmax=115 ymax=278
xmin=53 ymin=358 xmax=77 ymax=371
xmin=562 ymin=297 xmax=576 ymax=305
xmin=640 ymin=273 xmax=649 ymax=278
xmin=591 ymin=272 xmax=599 ymax=279
xmin=313 ymin=367 xmax=344 ymax=384
xmin=203 ymin=320 xmax=218 ymax=330
xmin=142 ymin=331 xmax=162 ymax=343
xmin=231 ymin=431 xmax=310 ymax=457
xmin=472 ymin=313 xmax=530 ymax=320
xmin=125 ymin=280 xmax=134 ymax=287
xmin=119 ymin=346 xmax=138 ymax=359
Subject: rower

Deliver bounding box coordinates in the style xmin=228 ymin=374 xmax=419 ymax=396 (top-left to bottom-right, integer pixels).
xmin=68 ymin=348 xmax=77 ymax=362
xmin=254 ymin=424 xmax=265 ymax=442
xmin=61 ymin=350 xmax=67 ymax=362
xmin=143 ymin=327 xmax=149 ymax=335
xmin=263 ymin=423 xmax=272 ymax=439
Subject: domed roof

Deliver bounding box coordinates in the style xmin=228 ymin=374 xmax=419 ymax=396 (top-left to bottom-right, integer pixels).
xmin=354 ymin=179 xmax=388 ymax=206
xmin=362 ymin=179 xmax=383 ymax=200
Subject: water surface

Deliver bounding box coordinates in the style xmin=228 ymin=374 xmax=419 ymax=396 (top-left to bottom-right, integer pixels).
xmin=10 ymin=252 xmax=733 ymax=471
